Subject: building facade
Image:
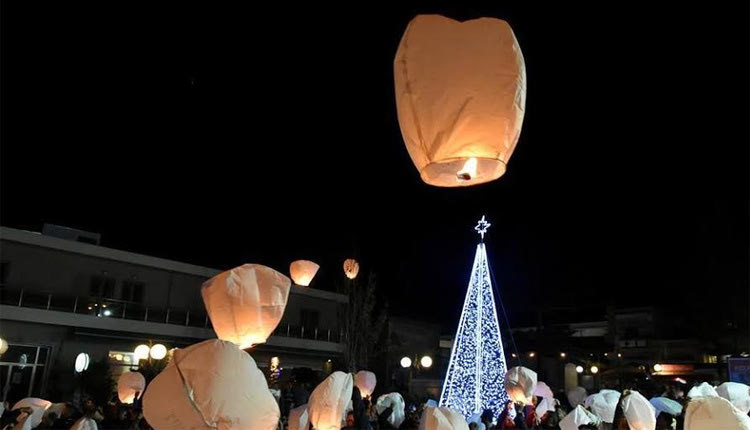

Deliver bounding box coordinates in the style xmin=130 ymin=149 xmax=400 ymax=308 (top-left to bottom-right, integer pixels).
xmin=0 ymin=226 xmax=346 ymax=404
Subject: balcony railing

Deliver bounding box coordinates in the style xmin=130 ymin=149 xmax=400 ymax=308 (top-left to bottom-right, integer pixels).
xmin=0 ymin=288 xmax=343 ymax=343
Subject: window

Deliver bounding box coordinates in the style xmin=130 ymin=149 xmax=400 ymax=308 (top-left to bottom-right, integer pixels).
xmin=300 ymin=309 xmax=319 ymax=330
xmin=89 ymin=273 xmax=115 ymax=298
xmin=0 ymin=261 xmax=9 ymax=285
xmin=121 ymin=279 xmax=145 ymax=303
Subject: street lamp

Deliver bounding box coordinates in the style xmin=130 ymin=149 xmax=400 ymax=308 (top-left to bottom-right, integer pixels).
xmin=400 ymin=357 xmax=412 ymax=368
xmin=576 ymin=365 xmax=584 ymax=374
xmin=420 ymin=356 xmax=433 ymax=368
xmin=590 ymin=366 xmax=599 ymax=374
xmin=75 ymin=353 xmax=90 ymax=373
xmin=134 ymin=343 xmax=168 ymax=363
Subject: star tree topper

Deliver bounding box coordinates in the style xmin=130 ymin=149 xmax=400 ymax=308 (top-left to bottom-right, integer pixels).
xmin=475 ymin=216 xmax=491 ymax=241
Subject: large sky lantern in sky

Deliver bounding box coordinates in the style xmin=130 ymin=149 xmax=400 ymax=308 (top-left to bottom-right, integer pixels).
xmin=143 ymin=339 xmax=279 ymax=430
xmin=343 ymin=258 xmax=360 ymax=280
xmin=394 ymin=14 xmax=526 ymax=187
xmin=289 ymin=260 xmax=320 ymax=286
xmin=201 ymin=264 xmax=291 ymax=349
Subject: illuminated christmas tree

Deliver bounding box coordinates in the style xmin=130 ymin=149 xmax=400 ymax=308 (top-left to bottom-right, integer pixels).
xmin=439 ymin=216 xmax=509 ymax=420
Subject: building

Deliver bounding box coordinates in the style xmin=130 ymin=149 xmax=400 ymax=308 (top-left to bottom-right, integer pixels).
xmin=0 ymin=225 xmax=346 ymax=403
xmin=504 ymin=306 xmax=725 ymax=393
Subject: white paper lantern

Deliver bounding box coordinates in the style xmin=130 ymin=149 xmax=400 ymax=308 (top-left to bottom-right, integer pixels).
xmin=560 ymin=405 xmax=600 ymax=430
xmin=375 ymin=393 xmax=406 ymax=428
xmin=343 ymin=259 xmax=359 ymax=280
xmin=533 ymin=381 xmax=553 ymax=399
xmin=143 ymin=339 xmax=279 ymax=430
xmin=117 ymin=372 xmax=145 ymax=404
xmin=308 ymin=371 xmax=354 ymax=430
xmin=621 ymin=391 xmax=656 ymax=430
xmin=288 ymin=404 xmax=310 ymax=430
xmin=354 ymin=370 xmax=377 ymax=397
xmin=588 ymin=390 xmax=621 ymax=423
xmin=74 ymin=353 xmax=90 ymax=373
xmin=149 ymin=344 xmax=167 ymax=360
xmin=716 ymin=382 xmax=750 ymax=414
xmin=687 ymin=382 xmax=719 ymax=399
xmin=418 ymin=406 xmax=468 ymax=430
xmin=685 ymin=395 xmax=750 ymax=430
xmin=504 ymin=366 xmax=537 ymax=404
xmin=290 ymin=260 xmax=320 ymax=287
xmin=394 ymin=14 xmax=526 ymax=187
xmin=201 ymin=264 xmax=291 ymax=349
xmin=0 ymin=337 xmax=8 ymax=355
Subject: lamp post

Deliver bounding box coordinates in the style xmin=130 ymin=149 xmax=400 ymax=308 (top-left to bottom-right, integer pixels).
xmin=399 ymin=354 xmax=433 ymax=395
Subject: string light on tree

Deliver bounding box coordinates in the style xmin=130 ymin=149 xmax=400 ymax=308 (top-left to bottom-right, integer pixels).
xmin=439 ymin=216 xmax=509 ymax=420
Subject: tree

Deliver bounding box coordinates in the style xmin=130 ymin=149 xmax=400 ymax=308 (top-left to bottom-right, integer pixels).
xmin=338 ymin=271 xmax=387 ymax=372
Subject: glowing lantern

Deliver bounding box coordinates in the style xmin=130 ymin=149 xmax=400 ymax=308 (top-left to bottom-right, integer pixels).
xmin=0 ymin=337 xmax=8 ymax=355
xmin=504 ymin=366 xmax=537 ymax=404
xmin=290 ymin=260 xmax=320 ymax=286
xmin=308 ymin=371 xmax=353 ymax=430
xmin=117 ymin=372 xmax=145 ymax=404
xmin=620 ymin=391 xmax=656 ymax=430
xmin=343 ymin=259 xmax=359 ymax=279
xmin=418 ymin=406 xmax=468 ymax=430
xmin=149 ymin=344 xmax=167 ymax=360
xmin=354 ymin=370 xmax=377 ymax=397
xmin=394 ymin=14 xmax=526 ymax=187
xmin=74 ymin=353 xmax=90 ymax=373
xmin=143 ymin=339 xmax=279 ymax=430
xmin=685 ymin=396 xmax=750 ymax=430
xmin=133 ymin=344 xmax=150 ymax=362
xmin=201 ymin=264 xmax=291 ymax=349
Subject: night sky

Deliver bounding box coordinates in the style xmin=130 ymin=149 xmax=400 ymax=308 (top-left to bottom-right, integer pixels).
xmin=2 ymin=4 xmax=748 ymax=332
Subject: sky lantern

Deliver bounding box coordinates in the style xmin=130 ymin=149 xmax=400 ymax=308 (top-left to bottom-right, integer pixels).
xmin=143 ymin=339 xmax=279 ymax=430
xmin=685 ymin=396 xmax=750 ymax=430
xmin=418 ymin=406 xmax=468 ymax=430
xmin=343 ymin=259 xmax=359 ymax=280
xmin=504 ymin=366 xmax=537 ymax=405
xmin=376 ymin=393 xmax=406 ymax=428
xmin=288 ymin=404 xmax=309 ymax=430
xmin=117 ymin=371 xmax=145 ymax=404
xmin=289 ymin=260 xmax=320 ymax=286
xmin=715 ymin=382 xmax=750 ymax=414
xmin=308 ymin=371 xmax=353 ymax=430
xmin=354 ymin=370 xmax=377 ymax=397
xmin=201 ymin=264 xmax=291 ymax=349
xmin=394 ymin=14 xmax=526 ymax=187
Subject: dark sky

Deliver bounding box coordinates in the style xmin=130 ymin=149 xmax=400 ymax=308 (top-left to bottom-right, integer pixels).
xmin=1 ymin=3 xmax=748 ymax=332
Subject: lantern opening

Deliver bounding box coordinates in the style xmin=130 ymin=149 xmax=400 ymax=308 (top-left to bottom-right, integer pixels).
xmin=456 ymin=157 xmax=478 ymax=181
xmin=422 ymin=157 xmax=507 ymax=187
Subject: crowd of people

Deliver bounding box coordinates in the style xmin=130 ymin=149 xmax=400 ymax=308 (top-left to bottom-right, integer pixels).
xmin=1 ymin=378 xmax=747 ymax=429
